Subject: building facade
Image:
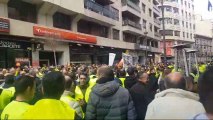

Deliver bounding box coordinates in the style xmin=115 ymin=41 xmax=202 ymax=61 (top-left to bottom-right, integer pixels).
xmin=159 ymin=0 xmax=195 ymax=60
xmin=195 ymin=15 xmax=213 ymax=63
xmin=0 ymin=0 xmax=161 ymax=68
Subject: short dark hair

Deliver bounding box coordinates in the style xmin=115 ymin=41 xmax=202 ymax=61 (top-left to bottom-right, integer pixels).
xmin=164 ymin=75 xmax=186 ymax=90
xmin=5 ymin=75 xmax=14 ymax=85
xmin=42 ymin=72 xmax=65 ymax=99
xmin=198 ymin=67 xmax=213 ymax=114
xmin=127 ymin=67 xmax=135 ymax=76
xmin=14 ymin=75 xmax=35 ymax=95
xmin=64 ymin=76 xmax=73 ymax=90
xmin=118 ymin=69 xmax=126 ymax=78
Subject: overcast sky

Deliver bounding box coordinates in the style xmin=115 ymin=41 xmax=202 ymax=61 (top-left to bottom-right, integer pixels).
xmin=194 ymin=0 xmax=213 ymax=20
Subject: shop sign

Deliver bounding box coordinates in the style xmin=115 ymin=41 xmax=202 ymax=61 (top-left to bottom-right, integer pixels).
xmin=33 ymin=26 xmax=97 ymax=44
xmin=15 ymin=58 xmax=29 ymax=62
xmin=0 ymin=40 xmax=21 ymax=49
xmin=0 ymin=18 xmax=10 ymax=33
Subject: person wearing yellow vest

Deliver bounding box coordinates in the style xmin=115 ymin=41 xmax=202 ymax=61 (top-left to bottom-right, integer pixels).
xmin=117 ymin=69 xmax=126 ymax=87
xmin=199 ymin=63 xmax=207 ymax=73
xmin=1 ymin=75 xmax=35 ymax=120
xmin=189 ymin=68 xmax=199 ymax=84
xmin=22 ymin=72 xmax=75 ymax=119
xmin=75 ymin=73 xmax=91 ymax=113
xmin=89 ymin=68 xmax=98 ymax=87
xmin=60 ymin=75 xmax=83 ymax=119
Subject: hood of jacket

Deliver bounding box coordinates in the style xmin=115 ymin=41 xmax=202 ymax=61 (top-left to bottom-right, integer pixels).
xmin=93 ymin=81 xmax=120 ymax=97
xmin=155 ymin=88 xmax=199 ymax=101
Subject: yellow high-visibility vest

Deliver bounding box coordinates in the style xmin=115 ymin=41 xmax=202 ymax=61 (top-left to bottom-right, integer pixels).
xmin=1 ymin=101 xmax=31 ymax=120
xmin=119 ymin=78 xmax=126 ymax=87
xmin=89 ymin=78 xmax=97 ymax=87
xmin=190 ymin=73 xmax=199 ymax=83
xmin=0 ymin=87 xmax=15 ymax=112
xmin=199 ymin=64 xmax=207 ymax=73
xmin=22 ymin=99 xmax=75 ymax=119
xmin=75 ymin=86 xmax=92 ymax=103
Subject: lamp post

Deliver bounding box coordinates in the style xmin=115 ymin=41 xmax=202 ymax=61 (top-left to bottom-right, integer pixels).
xmin=161 ymin=0 xmax=167 ymax=65
xmin=144 ymin=31 xmax=148 ymax=64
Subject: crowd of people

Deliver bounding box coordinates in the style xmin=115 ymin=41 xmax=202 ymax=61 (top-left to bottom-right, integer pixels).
xmin=0 ymin=62 xmax=212 ymax=119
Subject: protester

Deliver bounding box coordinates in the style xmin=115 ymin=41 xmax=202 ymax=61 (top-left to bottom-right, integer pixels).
xmin=22 ymin=72 xmax=76 ymax=119
xmin=86 ymin=66 xmax=137 ymax=120
xmin=1 ymin=75 xmax=35 ymax=119
xmin=125 ymin=67 xmax=137 ymax=90
xmin=61 ymin=75 xmax=83 ymax=119
xmin=145 ymin=72 xmax=205 ymax=119
xmin=194 ymin=67 xmax=213 ymax=119
xmin=130 ymin=72 xmax=154 ymax=120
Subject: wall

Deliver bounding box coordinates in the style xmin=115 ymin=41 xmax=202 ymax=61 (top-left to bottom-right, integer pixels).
xmin=195 ymin=15 xmax=213 ymax=38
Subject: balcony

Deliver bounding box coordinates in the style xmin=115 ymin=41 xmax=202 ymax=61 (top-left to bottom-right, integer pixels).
xmin=122 ymin=0 xmax=140 ymax=13
xmin=154 ymin=19 xmax=161 ymax=26
xmin=123 ymin=19 xmax=142 ymax=30
xmin=153 ymin=5 xmax=160 ymax=14
xmin=84 ymin=0 xmax=118 ymax=20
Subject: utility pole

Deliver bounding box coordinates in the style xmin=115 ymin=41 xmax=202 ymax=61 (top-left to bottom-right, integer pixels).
xmin=161 ymin=0 xmax=167 ymax=64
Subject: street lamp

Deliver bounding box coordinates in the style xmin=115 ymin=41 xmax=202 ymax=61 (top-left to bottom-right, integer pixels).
xmin=144 ymin=31 xmax=148 ymax=64
xmin=161 ymin=0 xmax=167 ymax=65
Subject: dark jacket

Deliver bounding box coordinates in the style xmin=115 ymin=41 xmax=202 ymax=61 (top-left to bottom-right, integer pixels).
xmin=124 ymin=76 xmax=137 ymax=90
xmin=130 ymin=82 xmax=154 ymax=120
xmin=86 ymin=80 xmax=137 ymax=120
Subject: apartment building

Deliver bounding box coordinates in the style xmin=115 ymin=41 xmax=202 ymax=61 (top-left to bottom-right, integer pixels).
xmin=195 ymin=15 xmax=213 ymax=62
xmin=159 ymin=0 xmax=195 ymax=60
xmin=0 ymin=0 xmax=161 ymax=68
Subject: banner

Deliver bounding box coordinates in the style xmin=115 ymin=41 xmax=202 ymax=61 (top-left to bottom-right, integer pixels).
xmin=109 ymin=53 xmax=116 ymax=66
xmin=122 ymin=53 xmax=133 ymax=68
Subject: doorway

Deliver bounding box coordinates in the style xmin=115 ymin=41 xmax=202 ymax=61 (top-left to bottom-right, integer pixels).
xmin=39 ymin=51 xmax=63 ymax=66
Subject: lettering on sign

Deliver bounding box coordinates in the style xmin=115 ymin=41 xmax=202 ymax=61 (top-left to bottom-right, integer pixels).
xmin=0 ymin=18 xmax=10 ymax=33
xmin=15 ymin=58 xmax=29 ymax=62
xmin=0 ymin=40 xmax=20 ymax=49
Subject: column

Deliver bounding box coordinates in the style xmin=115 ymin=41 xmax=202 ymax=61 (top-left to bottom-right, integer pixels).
xmin=0 ymin=0 xmax=9 ymax=17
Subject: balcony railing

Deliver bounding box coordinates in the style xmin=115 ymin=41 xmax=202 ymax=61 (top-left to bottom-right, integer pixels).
xmin=154 ymin=19 xmax=161 ymax=25
xmin=123 ymin=19 xmax=142 ymax=30
xmin=154 ymin=32 xmax=161 ymax=37
xmin=122 ymin=0 xmax=141 ymax=13
xmin=84 ymin=0 xmax=119 ymax=20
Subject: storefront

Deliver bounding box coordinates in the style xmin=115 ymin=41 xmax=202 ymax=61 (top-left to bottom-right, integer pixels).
xmin=69 ymin=43 xmax=124 ymax=65
xmin=0 ymin=36 xmax=32 ymax=68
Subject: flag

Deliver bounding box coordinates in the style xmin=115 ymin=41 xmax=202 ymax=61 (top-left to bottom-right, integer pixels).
xmin=208 ymin=0 xmax=212 ymax=11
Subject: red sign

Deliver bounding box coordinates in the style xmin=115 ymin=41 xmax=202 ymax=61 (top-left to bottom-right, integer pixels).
xmin=160 ymin=41 xmax=173 ymax=56
xmin=0 ymin=18 xmax=10 ymax=33
xmin=33 ymin=26 xmax=97 ymax=44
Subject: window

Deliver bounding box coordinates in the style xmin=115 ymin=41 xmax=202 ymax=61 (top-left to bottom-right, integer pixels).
xmin=189 ymin=23 xmax=191 ymax=29
xmin=113 ymin=29 xmax=119 ymax=40
xmin=188 ymin=3 xmax=190 ymax=8
xmin=182 ymin=21 xmax=184 ymax=27
xmin=149 ymin=9 xmax=152 ymax=17
xmin=187 ymin=33 xmax=189 ymax=38
xmin=193 ymin=24 xmax=195 ymax=30
xmin=53 ymin=12 xmax=71 ymax=30
xmin=183 ymin=32 xmax=185 ymax=37
xmin=182 ymin=10 xmax=184 ymax=16
xmin=189 ymin=13 xmax=191 ymax=19
xmin=165 ymin=6 xmax=172 ymax=12
xmin=175 ymin=31 xmax=180 ymax=36
xmin=181 ymin=0 xmax=183 ymax=5
xmin=162 ymin=30 xmax=173 ymax=36
xmin=8 ymin=0 xmax=37 ymax=23
xmin=143 ymin=19 xmax=147 ymax=29
xmin=190 ymin=34 xmax=192 ymax=39
xmin=111 ymin=7 xmax=119 ymax=21
xmin=192 ymin=5 xmax=194 ymax=10
xmin=174 ymin=19 xmax=179 ymax=25
xmin=149 ymin=0 xmax=151 ymax=2
xmin=173 ymin=7 xmax=179 ymax=13
xmin=186 ymin=22 xmax=188 ymax=28
xmin=149 ymin=23 xmax=152 ymax=31
xmin=142 ymin=3 xmax=146 ymax=13
xmin=185 ymin=12 xmax=187 ymax=18
xmin=185 ymin=1 xmax=187 ymax=7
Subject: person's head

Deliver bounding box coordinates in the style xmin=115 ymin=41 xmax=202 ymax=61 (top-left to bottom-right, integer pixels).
xmin=97 ymin=66 xmax=114 ymax=80
xmin=64 ymin=75 xmax=73 ymax=91
xmin=127 ymin=67 xmax=135 ymax=76
xmin=164 ymin=72 xmax=186 ymax=90
xmin=89 ymin=68 xmax=97 ymax=76
xmin=79 ymin=73 xmax=88 ymax=86
xmin=138 ymin=72 xmax=149 ymax=84
xmin=42 ymin=72 xmax=65 ymax=99
xmin=3 ymin=74 xmax=15 ymax=88
xmin=117 ymin=69 xmax=126 ymax=78
xmin=14 ymin=75 xmax=35 ymax=101
xmin=198 ymin=66 xmax=213 ymax=115
xmin=9 ymin=68 xmax=16 ymax=75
